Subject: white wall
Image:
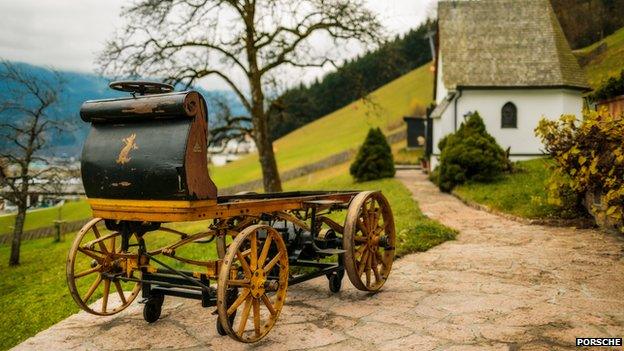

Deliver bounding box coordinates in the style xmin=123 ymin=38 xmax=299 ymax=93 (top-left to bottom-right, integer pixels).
xmin=434 ymin=52 xmax=448 ymax=105
xmin=430 ymin=88 xmax=584 ymax=169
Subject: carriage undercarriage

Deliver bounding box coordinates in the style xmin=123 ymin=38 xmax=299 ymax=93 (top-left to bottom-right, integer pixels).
xmin=68 ymin=82 xmax=396 ymax=343
xmin=67 ymin=190 xmax=396 ymax=343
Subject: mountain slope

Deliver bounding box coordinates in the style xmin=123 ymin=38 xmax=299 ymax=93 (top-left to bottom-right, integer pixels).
xmin=0 ymin=62 xmax=244 ymax=157
xmin=575 ymin=26 xmax=624 ymax=88
xmin=210 ymin=63 xmax=434 ymax=188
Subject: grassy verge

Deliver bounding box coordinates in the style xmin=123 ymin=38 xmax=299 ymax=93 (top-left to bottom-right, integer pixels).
xmin=0 ymin=162 xmax=453 ymax=350
xmin=392 ymin=140 xmax=424 ymax=165
xmin=283 ymin=162 xmax=456 ymax=257
xmin=575 ymin=26 xmax=624 ymax=88
xmin=210 ymin=63 xmax=433 ymax=187
xmin=0 ymin=200 xmax=91 ymax=235
xmin=453 ymin=158 xmax=562 ymax=219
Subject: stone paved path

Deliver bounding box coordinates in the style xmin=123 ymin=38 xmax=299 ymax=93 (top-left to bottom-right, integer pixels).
xmin=15 ymin=170 xmax=624 ymax=350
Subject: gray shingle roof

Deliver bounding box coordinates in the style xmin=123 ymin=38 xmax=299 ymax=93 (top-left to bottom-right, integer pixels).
xmin=438 ymin=0 xmax=590 ymax=90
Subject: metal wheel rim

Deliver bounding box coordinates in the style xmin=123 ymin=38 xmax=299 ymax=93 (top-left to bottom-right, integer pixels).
xmin=66 ymin=218 xmax=141 ymax=315
xmin=216 ymin=224 xmax=289 ymax=343
xmin=343 ymin=191 xmax=396 ymax=292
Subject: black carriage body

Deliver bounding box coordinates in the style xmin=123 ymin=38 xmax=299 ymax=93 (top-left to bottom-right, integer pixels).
xmin=79 ymin=91 xmax=217 ymax=201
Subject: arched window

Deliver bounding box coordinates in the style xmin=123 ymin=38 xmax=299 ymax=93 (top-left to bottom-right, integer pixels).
xmin=501 ymin=102 xmax=517 ymax=128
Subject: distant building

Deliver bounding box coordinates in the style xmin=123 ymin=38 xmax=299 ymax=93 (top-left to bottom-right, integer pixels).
xmin=208 ymin=133 xmax=257 ymax=167
xmin=429 ymin=0 xmax=590 ymax=168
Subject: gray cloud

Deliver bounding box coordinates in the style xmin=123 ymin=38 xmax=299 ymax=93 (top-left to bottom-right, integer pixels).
xmin=0 ymin=0 xmax=435 ymax=89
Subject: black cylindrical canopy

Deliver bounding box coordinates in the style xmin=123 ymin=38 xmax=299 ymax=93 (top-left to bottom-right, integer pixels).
xmin=80 ymin=91 xmax=201 ymax=123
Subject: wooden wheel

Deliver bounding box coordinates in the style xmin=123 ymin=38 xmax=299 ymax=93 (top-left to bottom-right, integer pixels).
xmin=343 ymin=191 xmax=396 ymax=292
xmin=217 ymin=224 xmax=289 ymax=343
xmin=66 ymin=218 xmax=141 ymax=315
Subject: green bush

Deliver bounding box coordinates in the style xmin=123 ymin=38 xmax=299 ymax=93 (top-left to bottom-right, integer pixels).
xmin=588 ymin=69 xmax=624 ymax=102
xmin=437 ymin=112 xmax=507 ymax=192
xmin=350 ymin=128 xmax=395 ymax=182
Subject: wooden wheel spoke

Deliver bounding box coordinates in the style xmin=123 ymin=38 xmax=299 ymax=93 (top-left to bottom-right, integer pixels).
xmin=357 ymin=219 xmax=369 ymax=237
xmin=83 ymin=275 xmax=102 ymax=303
xmin=355 ymin=244 xmax=367 ymax=259
xmin=249 ymin=233 xmax=258 ymax=270
xmin=91 ymin=225 xmax=109 ymax=254
xmin=371 ymin=254 xmax=381 ymax=282
xmin=263 ymin=252 xmax=282 ymax=272
xmin=108 ymin=235 xmax=116 ymax=254
xmin=376 ymin=251 xmax=387 ymax=269
xmin=218 ymin=225 xmax=288 ymax=342
xmin=114 ymin=280 xmax=126 ymax=304
xmin=236 ymin=251 xmax=253 ymax=277
xmin=261 ymin=294 xmax=277 ymax=316
xmin=365 ymin=254 xmax=372 ymax=287
xmin=77 ymin=247 xmax=105 ymax=262
xmin=354 ymin=236 xmax=367 ymax=243
xmin=237 ymin=297 xmax=253 ymax=336
xmin=227 ymin=279 xmax=251 ymax=287
xmin=357 ymin=250 xmax=369 ymax=276
xmin=101 ymin=279 xmax=110 ymax=312
xmin=227 ymin=289 xmax=250 ymax=316
xmin=258 ymin=235 xmax=273 ymax=267
xmin=252 ymin=298 xmax=261 ymax=337
xmin=74 ymin=265 xmax=101 ymax=279
xmin=68 ymin=218 xmax=141 ymax=316
xmin=344 ymin=193 xmax=395 ymax=292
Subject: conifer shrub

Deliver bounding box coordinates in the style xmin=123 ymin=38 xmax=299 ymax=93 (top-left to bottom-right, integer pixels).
xmin=437 ymin=112 xmax=507 ymax=192
xmin=350 ymin=128 xmax=395 ymax=182
xmin=588 ymin=69 xmax=624 ymax=102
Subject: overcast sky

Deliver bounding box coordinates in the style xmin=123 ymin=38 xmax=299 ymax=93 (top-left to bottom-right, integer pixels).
xmin=0 ymin=0 xmax=436 ymax=90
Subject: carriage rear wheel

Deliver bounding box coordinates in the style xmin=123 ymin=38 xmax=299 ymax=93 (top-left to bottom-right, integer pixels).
xmin=343 ymin=191 xmax=396 ymax=292
xmin=66 ymin=218 xmax=141 ymax=315
xmin=216 ymin=225 xmax=289 ymax=343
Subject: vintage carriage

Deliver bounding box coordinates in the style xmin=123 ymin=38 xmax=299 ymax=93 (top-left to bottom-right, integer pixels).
xmin=66 ymin=81 xmax=396 ymax=343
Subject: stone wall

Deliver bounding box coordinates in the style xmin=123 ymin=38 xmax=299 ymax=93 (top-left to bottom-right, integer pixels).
xmin=220 ymin=129 xmax=406 ymax=194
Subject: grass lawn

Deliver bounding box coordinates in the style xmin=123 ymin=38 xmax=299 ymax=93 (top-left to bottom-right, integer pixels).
xmin=453 ymin=158 xmax=563 ymax=219
xmin=0 ymin=162 xmax=454 ymax=350
xmin=283 ymin=162 xmax=456 ymax=257
xmin=0 ymin=200 xmax=91 ymax=235
xmin=210 ymin=63 xmax=433 ymax=187
xmin=392 ymin=140 xmax=424 ymax=165
xmin=575 ymin=26 xmax=624 ymax=88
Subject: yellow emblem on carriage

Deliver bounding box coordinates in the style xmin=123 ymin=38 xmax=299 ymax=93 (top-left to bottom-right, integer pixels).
xmin=116 ymin=133 xmax=138 ymax=165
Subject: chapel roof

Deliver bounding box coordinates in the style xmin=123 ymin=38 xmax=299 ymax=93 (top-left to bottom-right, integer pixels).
xmin=438 ymin=0 xmax=590 ymax=90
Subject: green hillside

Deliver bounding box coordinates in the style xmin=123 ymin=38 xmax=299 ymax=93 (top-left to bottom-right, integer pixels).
xmin=576 ymin=26 xmax=624 ymax=88
xmin=210 ymin=63 xmax=434 ymax=188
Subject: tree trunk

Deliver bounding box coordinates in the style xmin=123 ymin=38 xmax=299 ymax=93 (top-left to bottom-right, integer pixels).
xmin=9 ymin=205 xmax=26 ymax=266
xmin=247 ymin=61 xmax=282 ymax=191
xmin=255 ymin=125 xmax=282 ymax=192
xmin=251 ymin=100 xmax=282 ymax=192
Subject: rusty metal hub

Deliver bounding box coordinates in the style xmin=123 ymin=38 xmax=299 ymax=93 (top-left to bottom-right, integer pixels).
xmin=250 ymin=268 xmax=267 ymax=298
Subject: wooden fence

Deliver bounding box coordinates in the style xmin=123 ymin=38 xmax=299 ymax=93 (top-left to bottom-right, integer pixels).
xmin=1 ymin=128 xmax=408 ymax=243
xmin=0 ymin=219 xmax=89 ymax=245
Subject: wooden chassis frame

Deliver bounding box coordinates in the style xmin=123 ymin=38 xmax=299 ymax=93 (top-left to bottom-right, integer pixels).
xmin=87 ymin=191 xmax=358 ymax=222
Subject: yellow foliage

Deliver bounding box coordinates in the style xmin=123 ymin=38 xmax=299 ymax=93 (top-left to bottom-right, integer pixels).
xmin=535 ymin=109 xmax=624 ymax=230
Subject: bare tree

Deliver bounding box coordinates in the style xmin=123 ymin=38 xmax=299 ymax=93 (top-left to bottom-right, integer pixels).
xmin=0 ymin=61 xmax=67 ymax=266
xmin=98 ymin=0 xmax=384 ymax=192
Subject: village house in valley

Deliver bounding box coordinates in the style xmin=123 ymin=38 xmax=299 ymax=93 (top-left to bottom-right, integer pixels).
xmin=429 ymin=0 xmax=590 ymax=168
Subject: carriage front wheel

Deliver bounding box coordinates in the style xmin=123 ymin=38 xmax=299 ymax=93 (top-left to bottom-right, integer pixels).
xmin=343 ymin=191 xmax=396 ymax=292
xmin=216 ymin=224 xmax=289 ymax=343
xmin=66 ymin=218 xmax=141 ymax=315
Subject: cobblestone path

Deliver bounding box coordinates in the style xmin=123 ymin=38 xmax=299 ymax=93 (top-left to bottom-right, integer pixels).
xmin=15 ymin=170 xmax=624 ymax=350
